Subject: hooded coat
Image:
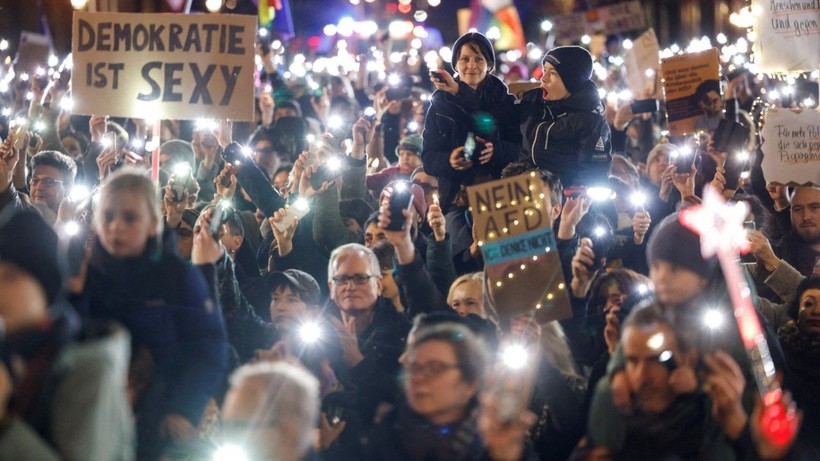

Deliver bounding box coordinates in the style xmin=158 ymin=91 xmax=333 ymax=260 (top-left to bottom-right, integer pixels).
xmin=519 ymin=80 xmax=612 ymax=187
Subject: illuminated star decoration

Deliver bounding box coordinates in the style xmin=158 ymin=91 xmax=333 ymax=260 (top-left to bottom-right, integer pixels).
xmin=679 ymin=185 xmax=798 ymax=448
xmin=679 ymin=185 xmax=750 ymax=261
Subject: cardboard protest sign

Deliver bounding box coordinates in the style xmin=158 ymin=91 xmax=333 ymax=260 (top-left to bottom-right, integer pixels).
xmin=752 ymin=0 xmax=820 ymax=72
xmin=467 ymin=172 xmax=572 ymax=322
xmin=760 ymin=109 xmax=820 ymax=186
xmin=660 ymin=48 xmax=720 ymax=136
xmin=15 ymin=32 xmax=51 ymax=76
xmin=624 ymin=28 xmax=660 ymax=99
xmin=71 ymin=12 xmax=256 ymax=121
xmin=553 ymin=12 xmax=586 ymax=43
xmin=553 ymin=1 xmax=644 ymax=42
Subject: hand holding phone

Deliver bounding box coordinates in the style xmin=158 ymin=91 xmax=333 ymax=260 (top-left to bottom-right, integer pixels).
xmin=629 ymin=99 xmax=659 ymax=114
xmin=429 ymin=70 xmax=445 ymax=83
xmin=385 ymin=182 xmax=414 ymax=231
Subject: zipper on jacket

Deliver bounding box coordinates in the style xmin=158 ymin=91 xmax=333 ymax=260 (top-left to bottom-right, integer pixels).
xmin=530 ymin=121 xmax=548 ymax=164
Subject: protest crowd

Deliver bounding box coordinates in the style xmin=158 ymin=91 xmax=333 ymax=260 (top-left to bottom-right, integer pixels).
xmin=0 ymin=4 xmax=819 ymax=461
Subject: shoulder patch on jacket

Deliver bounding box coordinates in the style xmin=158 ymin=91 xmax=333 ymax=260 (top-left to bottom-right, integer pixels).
xmin=595 ymin=136 xmax=605 ymax=151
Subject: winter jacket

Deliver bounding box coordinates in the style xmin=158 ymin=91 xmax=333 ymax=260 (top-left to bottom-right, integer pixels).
xmin=359 ymin=403 xmax=539 ymax=461
xmin=325 ymin=297 xmax=410 ymax=423
xmin=519 ymin=80 xmax=612 ymax=187
xmin=422 ymin=75 xmax=521 ymax=213
xmin=212 ymin=251 xmax=274 ymax=361
xmin=75 ymin=237 xmax=228 ymax=441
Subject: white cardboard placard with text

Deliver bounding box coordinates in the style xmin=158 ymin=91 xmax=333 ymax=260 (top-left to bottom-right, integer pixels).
xmin=761 ymin=109 xmax=820 ymax=186
xmin=71 ymin=11 xmax=256 ymax=121
xmin=752 ymin=0 xmax=820 ymax=72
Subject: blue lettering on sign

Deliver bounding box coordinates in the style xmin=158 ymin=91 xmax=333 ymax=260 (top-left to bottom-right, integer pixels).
xmin=481 ymin=228 xmax=557 ymax=266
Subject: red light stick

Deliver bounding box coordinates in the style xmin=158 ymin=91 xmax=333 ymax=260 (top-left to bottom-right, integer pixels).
xmin=151 ymin=120 xmax=161 ymax=184
xmin=679 ymin=186 xmax=797 ymax=448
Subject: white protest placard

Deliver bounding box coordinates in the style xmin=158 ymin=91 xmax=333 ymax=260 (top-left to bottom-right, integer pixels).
xmin=553 ymin=12 xmax=587 ymax=42
xmin=553 ymin=1 xmax=645 ymax=42
xmin=761 ymin=109 xmax=820 ymax=186
xmin=624 ymin=28 xmax=660 ymax=99
xmin=752 ymin=0 xmax=820 ymax=72
xmin=71 ymin=12 xmax=256 ymax=121
xmin=587 ymin=1 xmax=646 ymax=35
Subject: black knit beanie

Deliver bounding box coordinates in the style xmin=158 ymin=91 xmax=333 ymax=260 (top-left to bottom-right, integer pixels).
xmin=542 ymin=46 xmax=593 ymax=94
xmin=451 ymin=32 xmax=496 ymax=71
xmin=647 ymin=213 xmax=717 ymax=280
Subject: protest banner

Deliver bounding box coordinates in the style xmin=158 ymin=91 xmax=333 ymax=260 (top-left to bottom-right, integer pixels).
xmin=467 ymin=172 xmax=572 ymax=322
xmin=752 ymin=0 xmax=820 ymax=72
xmin=660 ymin=48 xmax=720 ymax=136
xmin=553 ymin=1 xmax=645 ymax=42
xmin=15 ymin=32 xmax=51 ymax=76
xmin=71 ymin=11 xmax=256 ymax=121
xmin=760 ymin=109 xmax=820 ymax=186
xmin=624 ymin=28 xmax=661 ymax=99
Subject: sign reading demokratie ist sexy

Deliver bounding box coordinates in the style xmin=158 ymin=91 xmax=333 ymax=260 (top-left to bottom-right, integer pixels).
xmin=71 ymin=11 xmax=256 ymax=121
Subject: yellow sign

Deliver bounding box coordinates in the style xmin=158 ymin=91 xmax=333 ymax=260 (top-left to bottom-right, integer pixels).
xmin=71 ymin=12 xmax=256 ymax=121
xmin=660 ymin=48 xmax=720 ymax=136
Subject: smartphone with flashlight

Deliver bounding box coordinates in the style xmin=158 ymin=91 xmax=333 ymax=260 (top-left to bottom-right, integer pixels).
xmin=741 ymin=221 xmax=757 ymax=265
xmin=629 ymin=99 xmax=659 ymax=114
xmin=722 ymin=151 xmax=748 ymax=191
xmin=209 ymin=202 xmax=231 ymax=240
xmin=273 ymin=199 xmax=311 ymax=232
xmin=3 ymin=122 xmax=25 ymax=159
xmin=463 ymin=132 xmax=476 ymax=162
xmin=386 ymin=183 xmax=414 ymax=231
xmin=309 ymin=157 xmax=347 ymax=190
xmin=169 ymin=164 xmax=194 ymax=202
xmin=386 ymin=77 xmax=412 ymax=101
xmin=712 ymin=119 xmax=750 ymax=154
xmin=672 ymin=148 xmax=696 ymax=174
xmin=587 ymin=222 xmax=613 ymax=272
xmin=429 ymin=70 xmax=445 ymax=83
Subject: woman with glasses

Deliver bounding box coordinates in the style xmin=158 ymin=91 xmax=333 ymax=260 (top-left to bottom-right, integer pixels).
xmin=361 ymin=322 xmax=536 ymax=461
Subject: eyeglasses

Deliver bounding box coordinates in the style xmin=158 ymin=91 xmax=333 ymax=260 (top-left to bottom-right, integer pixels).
xmin=331 ymin=274 xmax=377 ymax=285
xmin=29 ymin=177 xmax=63 ymax=188
xmin=403 ymin=360 xmax=460 ymax=379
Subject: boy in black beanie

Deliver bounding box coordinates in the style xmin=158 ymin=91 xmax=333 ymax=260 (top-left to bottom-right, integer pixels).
xmin=519 ymin=46 xmax=612 ymax=189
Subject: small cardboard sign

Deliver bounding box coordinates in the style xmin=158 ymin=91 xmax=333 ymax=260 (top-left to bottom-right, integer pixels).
xmin=760 ymin=109 xmax=820 ymax=186
xmin=553 ymin=1 xmax=645 ymax=42
xmin=660 ymin=48 xmax=720 ymax=136
xmin=467 ymin=173 xmax=572 ymax=322
xmin=752 ymin=0 xmax=820 ymax=73
xmin=71 ymin=11 xmax=256 ymax=121
xmin=15 ymin=32 xmax=51 ymax=75
xmin=624 ymin=28 xmax=661 ymax=99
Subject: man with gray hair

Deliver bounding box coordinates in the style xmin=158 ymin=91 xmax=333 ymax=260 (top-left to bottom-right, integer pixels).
xmin=325 ymin=243 xmax=410 ymax=429
xmin=219 ymin=362 xmax=320 ymax=461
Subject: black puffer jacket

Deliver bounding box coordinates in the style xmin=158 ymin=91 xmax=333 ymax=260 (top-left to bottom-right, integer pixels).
xmin=421 ymin=74 xmax=521 ymax=213
xmin=519 ymin=80 xmax=612 ymax=187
